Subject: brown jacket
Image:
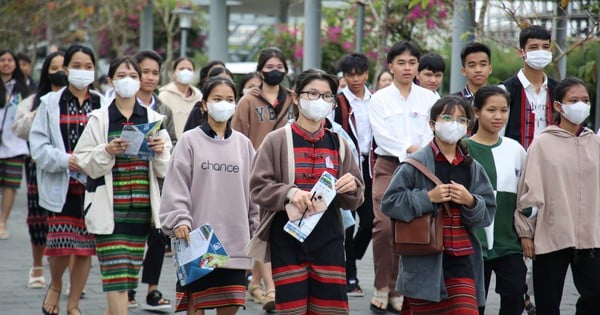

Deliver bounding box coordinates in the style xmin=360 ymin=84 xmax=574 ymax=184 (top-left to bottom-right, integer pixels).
xmin=246 ymin=124 xmax=365 ymax=262
xmin=231 ymin=87 xmax=294 ymax=149
xmin=515 ymin=125 xmax=600 ymax=255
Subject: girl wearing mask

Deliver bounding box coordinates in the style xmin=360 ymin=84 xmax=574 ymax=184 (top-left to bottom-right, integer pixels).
xmin=248 ymin=69 xmax=364 ymax=314
xmin=381 ymin=95 xmax=495 ymax=314
xmin=160 ymin=77 xmax=259 ymax=315
xmin=231 ymin=48 xmax=294 ymax=312
xmin=515 ymin=77 xmax=600 ymax=315
xmin=238 ymin=72 xmax=262 ymax=99
xmin=0 ymin=49 xmax=31 ymax=239
xmin=30 ymin=44 xmax=107 ymax=315
xmin=463 ymin=86 xmax=528 ymax=315
xmin=73 ymin=55 xmax=171 ymax=315
xmin=12 ymin=51 xmax=67 ymax=289
xmin=158 ymin=57 xmax=202 ymax=139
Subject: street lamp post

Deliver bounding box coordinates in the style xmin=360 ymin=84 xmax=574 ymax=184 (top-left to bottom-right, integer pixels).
xmin=172 ymin=7 xmax=195 ymax=58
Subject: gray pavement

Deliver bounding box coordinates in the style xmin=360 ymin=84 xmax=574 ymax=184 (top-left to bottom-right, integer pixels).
xmin=0 ymin=183 xmax=579 ymax=314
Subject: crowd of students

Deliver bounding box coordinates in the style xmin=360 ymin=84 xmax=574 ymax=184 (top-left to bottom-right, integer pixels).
xmin=0 ymin=23 xmax=599 ymax=315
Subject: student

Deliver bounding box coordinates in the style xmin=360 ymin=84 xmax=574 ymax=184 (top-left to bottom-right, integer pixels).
xmin=127 ymin=49 xmax=175 ymax=311
xmin=333 ymin=53 xmax=373 ymax=297
xmin=73 ymin=55 xmax=171 ymax=315
xmin=454 ymin=43 xmax=493 ymax=103
xmin=197 ymin=60 xmax=225 ymax=90
xmin=247 ymin=68 xmax=364 ymax=314
xmin=515 ymin=77 xmax=600 ymax=315
xmin=417 ymin=53 xmax=445 ymax=95
xmin=368 ymin=40 xmax=439 ymax=313
xmin=158 ymin=57 xmax=202 ymax=139
xmin=160 ymin=77 xmax=259 ymax=315
xmin=500 ymin=25 xmax=557 ymax=149
xmin=382 ymin=95 xmax=496 ymax=314
xmin=29 ymin=44 xmax=107 ymax=315
xmin=13 ymin=51 xmax=67 ymax=289
xmin=237 ymin=72 xmax=262 ymax=99
xmin=17 ymin=52 xmax=37 ymax=90
xmin=375 ymin=69 xmax=393 ymax=91
xmin=464 ymin=86 xmax=527 ymax=315
xmin=0 ymin=49 xmax=31 ymax=240
xmin=231 ymin=47 xmax=294 ymax=312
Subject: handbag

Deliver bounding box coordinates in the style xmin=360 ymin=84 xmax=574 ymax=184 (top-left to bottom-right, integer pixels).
xmin=392 ymin=158 xmax=450 ymax=256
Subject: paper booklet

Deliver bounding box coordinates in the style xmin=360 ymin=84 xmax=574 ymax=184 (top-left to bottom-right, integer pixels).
xmin=283 ymin=171 xmax=337 ymax=242
xmin=172 ymin=224 xmax=229 ymax=286
xmin=118 ymin=119 xmax=162 ymax=160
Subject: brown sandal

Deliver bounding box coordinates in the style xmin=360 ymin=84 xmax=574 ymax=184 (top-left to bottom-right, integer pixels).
xmin=262 ymin=289 xmax=276 ymax=313
xmin=42 ymin=285 xmax=61 ymax=315
xmin=67 ymin=307 xmax=82 ymax=315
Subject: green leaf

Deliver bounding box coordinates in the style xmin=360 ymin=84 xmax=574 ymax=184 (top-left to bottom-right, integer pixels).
xmin=409 ymin=0 xmax=421 ymax=9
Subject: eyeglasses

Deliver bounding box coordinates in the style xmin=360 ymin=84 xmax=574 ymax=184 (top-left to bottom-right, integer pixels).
xmin=438 ymin=114 xmax=469 ymax=125
xmin=299 ymin=91 xmax=336 ymax=103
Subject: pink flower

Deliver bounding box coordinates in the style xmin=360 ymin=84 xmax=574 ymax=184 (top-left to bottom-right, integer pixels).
xmin=342 ymin=41 xmax=353 ymax=51
xmin=327 ymin=26 xmax=341 ymax=43
xmin=425 ymin=19 xmax=436 ymax=29
xmin=294 ymin=47 xmax=303 ymax=60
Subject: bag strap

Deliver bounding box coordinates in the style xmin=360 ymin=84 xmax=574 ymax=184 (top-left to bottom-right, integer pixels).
xmin=403 ymin=158 xmax=451 ymax=216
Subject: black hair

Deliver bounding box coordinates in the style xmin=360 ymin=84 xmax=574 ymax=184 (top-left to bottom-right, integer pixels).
xmin=430 ymin=95 xmax=474 ymax=164
xmin=33 ymin=51 xmax=64 ymax=110
xmin=64 ymin=44 xmax=96 ymax=68
xmin=418 ymin=53 xmax=445 ymax=73
xmin=134 ymin=50 xmax=162 ymax=70
xmin=198 ymin=60 xmax=225 ymax=88
xmin=172 ymin=57 xmax=195 ymax=71
xmin=553 ymin=77 xmax=590 ymax=124
xmin=519 ymin=25 xmax=551 ymax=49
xmin=98 ymin=74 xmax=108 ymax=85
xmin=338 ymin=53 xmax=369 ymax=75
xmin=184 ymin=77 xmax=237 ymax=132
xmin=257 ymin=47 xmax=289 ymax=73
xmin=107 ymin=55 xmax=142 ymax=79
xmin=387 ymin=41 xmax=421 ymax=64
xmin=460 ymin=42 xmax=491 ymax=66
xmin=0 ymin=50 xmax=31 ymax=108
xmin=472 ymin=85 xmax=510 ymax=111
xmin=207 ymin=66 xmax=234 ymax=81
xmin=238 ymin=72 xmax=262 ymax=98
xmin=16 ymin=52 xmax=31 ymax=64
xmin=376 ymin=69 xmax=392 ymax=84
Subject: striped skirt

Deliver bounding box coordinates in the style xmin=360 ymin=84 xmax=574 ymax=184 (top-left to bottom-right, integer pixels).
xmin=95 ymin=205 xmax=150 ymax=292
xmin=24 ymin=158 xmax=48 ymax=246
xmin=175 ymin=268 xmax=246 ymax=312
xmin=0 ymin=156 xmax=24 ymax=189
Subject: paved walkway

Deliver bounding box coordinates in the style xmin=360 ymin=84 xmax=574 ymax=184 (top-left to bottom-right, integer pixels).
xmin=0 ymin=184 xmax=578 ymax=314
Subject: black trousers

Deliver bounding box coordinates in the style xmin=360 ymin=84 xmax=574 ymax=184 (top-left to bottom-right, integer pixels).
xmin=345 ymin=156 xmax=374 ymax=281
xmin=478 ymin=253 xmax=527 ymax=315
xmin=141 ymin=228 xmax=169 ymax=285
xmin=533 ymin=248 xmax=600 ymax=315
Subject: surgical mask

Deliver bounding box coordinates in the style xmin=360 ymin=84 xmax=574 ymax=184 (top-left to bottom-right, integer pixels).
xmin=207 ymin=101 xmax=236 ymax=122
xmin=176 ymin=69 xmax=194 ymax=85
xmin=242 ymin=88 xmax=251 ymax=95
xmin=68 ymin=69 xmax=95 ymax=90
xmin=262 ymin=70 xmax=285 ymax=86
xmin=525 ymin=50 xmax=552 ymax=70
xmin=113 ymin=77 xmax=140 ymax=98
xmin=299 ymin=98 xmax=332 ymax=122
xmin=435 ymin=121 xmax=467 ymax=144
xmin=48 ymin=71 xmax=68 ymax=87
xmin=560 ymin=101 xmax=590 ymax=125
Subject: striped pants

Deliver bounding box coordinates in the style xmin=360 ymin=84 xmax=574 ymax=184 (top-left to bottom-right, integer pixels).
xmin=271 ymin=238 xmax=348 ymax=314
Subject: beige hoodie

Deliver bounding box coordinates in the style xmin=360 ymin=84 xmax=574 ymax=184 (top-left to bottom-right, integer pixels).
xmin=515 ymin=125 xmax=600 ymax=255
xmin=157 ymin=81 xmax=202 ymax=139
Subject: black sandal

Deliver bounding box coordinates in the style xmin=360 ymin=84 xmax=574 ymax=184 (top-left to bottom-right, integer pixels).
xmin=42 ymin=285 xmax=61 ymax=315
xmin=143 ymin=289 xmax=172 ymax=311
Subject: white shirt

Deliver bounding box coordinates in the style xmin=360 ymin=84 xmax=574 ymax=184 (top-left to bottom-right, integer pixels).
xmin=369 ymin=83 xmax=439 ymax=160
xmin=137 ymin=94 xmax=157 ymax=110
xmin=340 ymin=86 xmax=372 ymax=154
xmin=517 ymin=69 xmax=549 ymax=136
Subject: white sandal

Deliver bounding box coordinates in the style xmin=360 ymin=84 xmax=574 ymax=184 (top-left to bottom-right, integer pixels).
xmin=28 ymin=267 xmax=46 ymax=289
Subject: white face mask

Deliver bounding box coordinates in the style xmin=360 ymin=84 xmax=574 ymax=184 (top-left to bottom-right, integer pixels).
xmin=68 ymin=69 xmax=95 ymax=90
xmin=176 ymin=69 xmax=194 ymax=85
xmin=113 ymin=77 xmax=140 ymax=98
xmin=435 ymin=121 xmax=467 ymax=144
xmin=560 ymin=101 xmax=590 ymax=125
xmin=207 ymin=101 xmax=236 ymax=122
xmin=242 ymin=88 xmax=251 ymax=96
xmin=299 ymin=98 xmax=333 ymax=122
xmin=525 ymin=50 xmax=552 ymax=70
